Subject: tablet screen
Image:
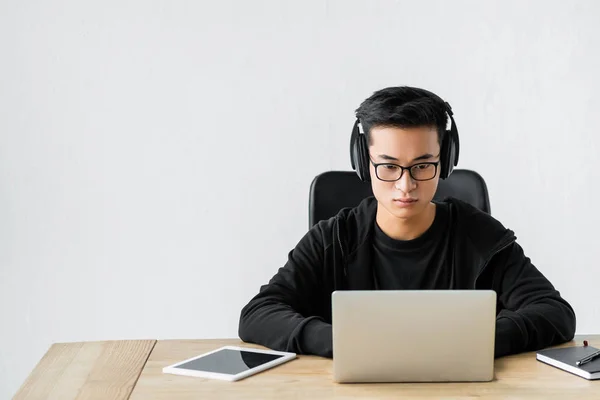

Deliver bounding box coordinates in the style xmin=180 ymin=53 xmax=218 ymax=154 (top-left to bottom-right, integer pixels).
xmin=174 ymin=349 xmax=284 ymax=375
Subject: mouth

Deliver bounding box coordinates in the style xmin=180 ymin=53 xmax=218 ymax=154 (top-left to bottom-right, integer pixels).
xmin=393 ymin=198 xmax=417 ymax=203
xmin=393 ymin=198 xmax=418 ymax=207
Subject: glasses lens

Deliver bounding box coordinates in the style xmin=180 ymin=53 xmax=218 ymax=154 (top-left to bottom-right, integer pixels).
xmin=377 ymin=164 xmax=402 ymax=181
xmin=410 ymin=163 xmax=436 ymax=181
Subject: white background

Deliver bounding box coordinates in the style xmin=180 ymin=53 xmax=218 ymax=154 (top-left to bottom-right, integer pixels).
xmin=1 ymin=0 xmax=599 ymax=397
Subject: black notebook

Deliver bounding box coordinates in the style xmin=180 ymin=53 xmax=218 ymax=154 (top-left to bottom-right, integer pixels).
xmin=536 ymin=346 xmax=600 ymax=380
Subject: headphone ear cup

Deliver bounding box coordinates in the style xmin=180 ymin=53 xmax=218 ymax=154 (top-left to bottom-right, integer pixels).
xmin=447 ymin=134 xmax=457 ymax=177
xmin=350 ymin=124 xmax=359 ymax=171
xmin=356 ymin=134 xmax=370 ymax=182
xmin=442 ymin=126 xmax=460 ymax=179
xmin=440 ymin=130 xmax=452 ymax=180
xmin=441 ymin=111 xmax=460 ymax=179
xmin=350 ymin=120 xmax=370 ymax=182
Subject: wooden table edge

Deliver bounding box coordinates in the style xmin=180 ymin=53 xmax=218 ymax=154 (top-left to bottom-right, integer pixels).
xmin=127 ymin=340 xmax=158 ymax=400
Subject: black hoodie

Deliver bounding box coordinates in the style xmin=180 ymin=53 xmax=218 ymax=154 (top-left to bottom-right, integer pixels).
xmin=239 ymin=197 xmax=576 ymax=358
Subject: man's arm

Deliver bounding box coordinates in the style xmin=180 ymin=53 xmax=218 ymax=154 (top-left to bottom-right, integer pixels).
xmin=238 ymin=223 xmax=333 ymax=357
xmin=493 ymin=242 xmax=576 ymax=357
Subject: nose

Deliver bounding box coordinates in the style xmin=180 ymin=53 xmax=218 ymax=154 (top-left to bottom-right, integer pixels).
xmin=394 ymin=169 xmax=417 ymax=193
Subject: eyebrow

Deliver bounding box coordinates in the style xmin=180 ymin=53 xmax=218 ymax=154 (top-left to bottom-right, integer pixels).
xmin=377 ymin=153 xmax=436 ymax=162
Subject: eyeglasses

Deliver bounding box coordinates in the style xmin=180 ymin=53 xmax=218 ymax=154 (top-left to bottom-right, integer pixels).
xmin=370 ymin=159 xmax=440 ymax=182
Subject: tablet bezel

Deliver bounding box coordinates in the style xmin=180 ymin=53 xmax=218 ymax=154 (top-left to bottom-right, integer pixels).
xmin=162 ymin=345 xmax=297 ymax=381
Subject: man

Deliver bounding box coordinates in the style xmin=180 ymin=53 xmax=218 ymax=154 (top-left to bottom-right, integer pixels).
xmin=238 ymin=86 xmax=576 ymax=358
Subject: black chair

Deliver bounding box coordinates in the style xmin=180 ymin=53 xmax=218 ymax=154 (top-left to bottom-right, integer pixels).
xmin=308 ymin=169 xmax=491 ymax=227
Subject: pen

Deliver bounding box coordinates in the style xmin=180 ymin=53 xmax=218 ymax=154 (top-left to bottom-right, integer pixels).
xmin=576 ymin=349 xmax=600 ymax=366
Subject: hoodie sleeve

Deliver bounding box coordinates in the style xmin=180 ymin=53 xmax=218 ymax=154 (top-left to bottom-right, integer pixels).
xmin=238 ymin=221 xmax=334 ymax=357
xmin=493 ymin=242 xmax=576 ymax=357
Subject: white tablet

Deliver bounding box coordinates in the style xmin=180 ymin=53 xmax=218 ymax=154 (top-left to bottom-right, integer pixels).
xmin=162 ymin=346 xmax=297 ymax=381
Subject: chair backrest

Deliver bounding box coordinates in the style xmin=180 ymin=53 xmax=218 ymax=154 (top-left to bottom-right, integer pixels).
xmin=308 ymin=169 xmax=491 ymax=227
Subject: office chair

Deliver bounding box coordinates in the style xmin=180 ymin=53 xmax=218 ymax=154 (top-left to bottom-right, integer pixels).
xmin=308 ymin=169 xmax=491 ymax=227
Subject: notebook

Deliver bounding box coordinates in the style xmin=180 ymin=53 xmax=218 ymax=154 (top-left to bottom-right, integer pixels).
xmin=536 ymin=346 xmax=600 ymax=380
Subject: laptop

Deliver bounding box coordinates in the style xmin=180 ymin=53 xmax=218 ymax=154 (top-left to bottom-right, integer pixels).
xmin=332 ymin=290 xmax=496 ymax=383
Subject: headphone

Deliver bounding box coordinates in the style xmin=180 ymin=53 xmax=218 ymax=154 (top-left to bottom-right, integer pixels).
xmin=350 ymin=92 xmax=460 ymax=182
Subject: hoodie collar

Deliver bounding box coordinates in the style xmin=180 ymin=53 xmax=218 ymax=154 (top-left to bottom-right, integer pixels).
xmin=338 ymin=196 xmax=516 ymax=288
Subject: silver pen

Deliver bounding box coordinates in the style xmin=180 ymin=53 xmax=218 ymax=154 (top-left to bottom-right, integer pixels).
xmin=576 ymin=349 xmax=600 ymax=366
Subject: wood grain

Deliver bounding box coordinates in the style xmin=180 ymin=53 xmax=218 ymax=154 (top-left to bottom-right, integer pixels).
xmin=14 ymin=340 xmax=156 ymax=400
xmin=130 ymin=336 xmax=600 ymax=400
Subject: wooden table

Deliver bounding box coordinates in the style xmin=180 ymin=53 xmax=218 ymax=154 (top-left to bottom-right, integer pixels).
xmin=15 ymin=336 xmax=600 ymax=399
xmin=14 ymin=340 xmax=156 ymax=400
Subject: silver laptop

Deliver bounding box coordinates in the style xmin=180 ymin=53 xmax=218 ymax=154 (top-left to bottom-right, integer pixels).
xmin=332 ymin=290 xmax=496 ymax=383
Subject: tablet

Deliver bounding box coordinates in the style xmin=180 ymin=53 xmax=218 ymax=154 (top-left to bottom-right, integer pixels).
xmin=162 ymin=346 xmax=297 ymax=381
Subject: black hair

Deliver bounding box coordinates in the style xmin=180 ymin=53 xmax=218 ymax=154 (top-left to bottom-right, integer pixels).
xmin=355 ymin=86 xmax=448 ymax=145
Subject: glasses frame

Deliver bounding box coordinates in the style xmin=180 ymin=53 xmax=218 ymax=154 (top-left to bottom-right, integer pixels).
xmin=369 ymin=159 xmax=440 ymax=182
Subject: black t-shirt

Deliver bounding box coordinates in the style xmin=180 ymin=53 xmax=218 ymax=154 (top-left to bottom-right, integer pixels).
xmin=372 ymin=202 xmax=452 ymax=290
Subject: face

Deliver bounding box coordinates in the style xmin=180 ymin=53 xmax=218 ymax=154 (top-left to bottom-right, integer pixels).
xmin=368 ymin=125 xmax=441 ymax=221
